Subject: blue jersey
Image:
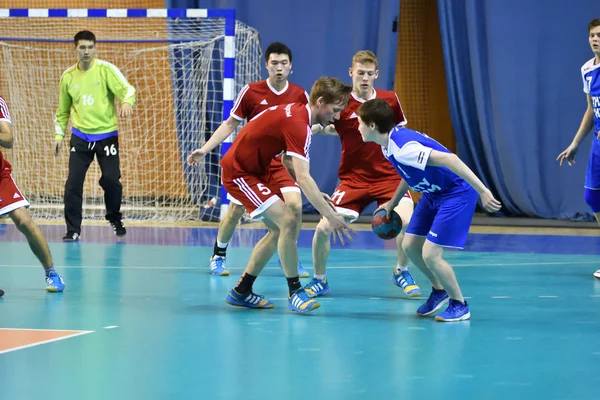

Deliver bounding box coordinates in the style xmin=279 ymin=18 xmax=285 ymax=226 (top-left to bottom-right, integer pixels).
xmin=383 ymin=126 xmax=470 ymax=196
xmin=582 ymin=58 xmax=600 ymax=140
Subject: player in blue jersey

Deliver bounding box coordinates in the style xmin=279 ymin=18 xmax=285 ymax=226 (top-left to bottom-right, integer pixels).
xmin=557 ymin=18 xmax=600 ymax=280
xmin=356 ymin=99 xmax=501 ymax=322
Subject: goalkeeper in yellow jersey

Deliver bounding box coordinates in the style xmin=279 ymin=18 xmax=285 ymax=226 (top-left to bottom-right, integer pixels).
xmin=54 ymin=30 xmax=136 ymax=241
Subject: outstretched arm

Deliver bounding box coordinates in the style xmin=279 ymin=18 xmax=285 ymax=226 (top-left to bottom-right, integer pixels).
xmin=291 ymin=156 xmax=355 ymax=243
xmin=428 ymin=151 xmax=502 ymax=212
xmin=187 ymin=116 xmax=241 ymax=165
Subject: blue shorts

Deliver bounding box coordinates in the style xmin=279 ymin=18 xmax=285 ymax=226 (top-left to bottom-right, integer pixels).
xmin=405 ymin=187 xmax=478 ymax=249
xmin=585 ymin=146 xmax=600 ymax=190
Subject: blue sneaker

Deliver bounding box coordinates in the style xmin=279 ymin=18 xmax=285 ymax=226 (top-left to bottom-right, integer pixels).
xmin=225 ymin=289 xmax=274 ymax=309
xmin=435 ymin=299 xmax=471 ymax=322
xmin=277 ymin=259 xmax=309 ymax=278
xmin=303 ymin=277 xmax=330 ymax=298
xmin=45 ymin=271 xmax=65 ymax=293
xmin=392 ymin=269 xmax=421 ymax=297
xmin=288 ymin=288 xmax=320 ymax=313
xmin=417 ymin=288 xmax=449 ymax=316
xmin=210 ymin=255 xmax=230 ymax=276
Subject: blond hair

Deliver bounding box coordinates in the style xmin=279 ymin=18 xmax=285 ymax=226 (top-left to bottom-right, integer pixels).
xmin=352 ymin=50 xmax=378 ymax=68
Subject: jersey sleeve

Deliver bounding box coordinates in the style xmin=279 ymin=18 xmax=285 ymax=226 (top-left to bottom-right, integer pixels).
xmin=230 ymin=85 xmax=251 ymax=121
xmin=54 ymin=71 xmax=72 ymax=138
xmin=582 ymin=69 xmax=590 ymax=94
xmin=283 ymin=108 xmax=311 ymax=163
xmin=392 ymin=93 xmax=407 ymax=125
xmin=390 ymin=140 xmax=432 ymax=171
xmin=301 ymin=91 xmax=310 ymax=105
xmin=0 ymin=96 xmax=12 ymax=125
xmin=104 ymin=62 xmax=136 ymax=106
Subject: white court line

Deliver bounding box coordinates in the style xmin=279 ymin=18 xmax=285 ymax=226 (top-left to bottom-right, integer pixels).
xmin=1 ymin=260 xmax=598 ymax=271
xmin=491 ymin=296 xmax=511 ymax=299
xmin=103 ymin=326 xmax=119 ymax=329
xmin=539 ymin=296 xmax=559 ymax=298
xmin=0 ymin=329 xmax=94 ymax=355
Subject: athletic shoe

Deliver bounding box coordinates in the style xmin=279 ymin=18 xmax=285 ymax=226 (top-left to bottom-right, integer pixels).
xmin=304 ymin=277 xmax=330 ymax=298
xmin=109 ymin=220 xmax=126 ymax=237
xmin=45 ymin=271 xmax=65 ymax=293
xmin=225 ymin=289 xmax=274 ymax=308
xmin=435 ymin=299 xmax=471 ymax=322
xmin=210 ymin=255 xmax=230 ymax=276
xmin=417 ymin=288 xmax=449 ymax=316
xmin=392 ymin=269 xmax=422 ymax=297
xmin=288 ymin=288 xmax=320 ymax=313
xmin=62 ymin=231 xmax=80 ymax=242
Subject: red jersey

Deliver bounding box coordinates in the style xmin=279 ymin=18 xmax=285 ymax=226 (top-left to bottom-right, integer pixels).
xmin=221 ymin=103 xmax=312 ymax=177
xmin=231 ymin=80 xmax=309 ymax=121
xmin=334 ymin=89 xmax=406 ymax=183
xmin=0 ymin=96 xmax=13 ymax=176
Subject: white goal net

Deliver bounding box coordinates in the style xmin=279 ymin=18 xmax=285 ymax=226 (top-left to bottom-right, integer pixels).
xmin=0 ymin=9 xmax=262 ymax=221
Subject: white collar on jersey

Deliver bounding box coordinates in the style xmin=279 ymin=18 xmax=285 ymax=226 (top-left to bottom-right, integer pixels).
xmin=266 ymin=79 xmax=289 ymax=96
xmin=351 ymin=89 xmax=377 ymax=103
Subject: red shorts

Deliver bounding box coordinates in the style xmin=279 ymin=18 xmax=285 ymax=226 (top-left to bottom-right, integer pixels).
xmin=222 ymin=168 xmax=284 ymax=219
xmin=0 ymin=173 xmax=29 ymax=216
xmin=267 ymin=158 xmax=299 ymax=192
xmin=330 ymin=178 xmax=413 ymax=222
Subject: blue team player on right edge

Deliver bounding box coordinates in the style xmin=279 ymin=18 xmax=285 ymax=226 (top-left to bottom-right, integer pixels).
xmin=356 ymin=99 xmax=502 ymax=322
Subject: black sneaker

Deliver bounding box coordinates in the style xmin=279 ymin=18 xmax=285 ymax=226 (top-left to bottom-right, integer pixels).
xmin=62 ymin=231 xmax=80 ymax=242
xmin=110 ymin=220 xmax=126 ymax=237
xmin=0 ymin=288 xmax=4 ymax=297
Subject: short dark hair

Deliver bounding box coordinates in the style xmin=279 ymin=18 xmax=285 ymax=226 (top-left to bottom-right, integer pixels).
xmin=309 ymin=77 xmax=352 ymax=106
xmin=74 ymin=30 xmax=96 ymax=45
xmin=265 ymin=41 xmax=292 ymax=63
xmin=589 ymin=19 xmax=600 ymax=32
xmin=356 ymin=99 xmax=396 ymax=133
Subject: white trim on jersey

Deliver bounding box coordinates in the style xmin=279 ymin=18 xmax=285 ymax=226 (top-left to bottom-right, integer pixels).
xmin=303 ymin=91 xmax=310 ymax=102
xmin=266 ymin=79 xmax=289 ymax=96
xmin=393 ymin=92 xmax=408 ymax=126
xmin=97 ymin=60 xmax=136 ymax=103
xmin=230 ymin=84 xmax=250 ymax=119
xmin=351 ymin=89 xmax=377 ymax=103
xmin=0 ymin=97 xmax=12 ymax=124
xmin=389 ymin=140 xmax=433 ymax=171
xmin=581 ymin=58 xmax=600 ymax=94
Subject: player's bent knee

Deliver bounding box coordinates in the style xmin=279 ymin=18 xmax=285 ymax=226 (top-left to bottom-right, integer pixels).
xmin=10 ymin=207 xmax=34 ymax=233
xmin=278 ymin=211 xmax=299 ymax=236
xmin=315 ymin=217 xmax=333 ymax=237
xmin=228 ymin=203 xmax=246 ymax=220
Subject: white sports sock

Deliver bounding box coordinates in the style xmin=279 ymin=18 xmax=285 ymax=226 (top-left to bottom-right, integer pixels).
xmin=314 ymin=274 xmax=326 ymax=280
xmin=216 ymin=240 xmax=229 ymax=248
xmin=396 ymin=264 xmax=408 ymax=274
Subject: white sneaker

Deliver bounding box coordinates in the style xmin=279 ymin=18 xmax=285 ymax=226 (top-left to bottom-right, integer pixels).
xmin=593 ymin=270 xmax=600 ymax=280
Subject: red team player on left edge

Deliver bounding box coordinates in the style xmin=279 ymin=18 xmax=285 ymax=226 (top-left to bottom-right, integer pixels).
xmin=0 ymin=95 xmax=65 ymax=296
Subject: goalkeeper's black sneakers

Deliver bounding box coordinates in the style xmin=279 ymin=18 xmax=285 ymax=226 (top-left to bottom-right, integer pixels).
xmin=62 ymin=231 xmax=80 ymax=242
xmin=110 ymin=219 xmax=127 ymax=237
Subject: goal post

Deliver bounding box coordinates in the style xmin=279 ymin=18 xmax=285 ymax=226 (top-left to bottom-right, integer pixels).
xmin=0 ymin=8 xmax=262 ymax=222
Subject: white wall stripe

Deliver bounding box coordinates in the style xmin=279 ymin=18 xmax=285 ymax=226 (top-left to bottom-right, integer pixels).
xmin=106 ymin=9 xmax=128 ymax=17
xmin=67 ymin=9 xmax=88 ymax=17
xmin=147 ymin=9 xmax=167 ymax=17
xmin=186 ymin=9 xmax=208 ymax=18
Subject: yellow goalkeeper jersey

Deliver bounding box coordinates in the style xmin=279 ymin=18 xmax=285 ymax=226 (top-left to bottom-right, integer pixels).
xmin=54 ymin=58 xmax=136 ymax=138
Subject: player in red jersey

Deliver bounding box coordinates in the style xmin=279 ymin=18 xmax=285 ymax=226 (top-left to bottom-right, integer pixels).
xmin=0 ymin=95 xmax=65 ymax=296
xmin=213 ymin=77 xmax=354 ymax=313
xmin=187 ymin=42 xmax=311 ymax=277
xmin=304 ymin=50 xmax=421 ymax=298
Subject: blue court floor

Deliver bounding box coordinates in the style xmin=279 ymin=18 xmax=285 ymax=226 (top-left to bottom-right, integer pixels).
xmin=0 ymin=223 xmax=599 ymax=400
